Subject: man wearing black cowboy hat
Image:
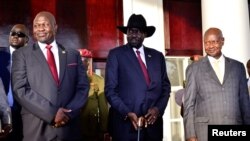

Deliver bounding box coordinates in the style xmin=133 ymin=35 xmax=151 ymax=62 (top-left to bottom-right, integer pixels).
xmin=105 ymin=14 xmax=171 ymax=141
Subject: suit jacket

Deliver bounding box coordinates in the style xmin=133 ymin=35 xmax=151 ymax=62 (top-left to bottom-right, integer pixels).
xmin=0 ymin=46 xmax=23 ymax=141
xmin=105 ymin=44 xmax=171 ymax=141
xmin=11 ymin=42 xmax=90 ymax=141
xmin=0 ymin=47 xmax=11 ymax=94
xmin=184 ymin=56 xmax=250 ymax=141
xmin=0 ymin=77 xmax=11 ymax=125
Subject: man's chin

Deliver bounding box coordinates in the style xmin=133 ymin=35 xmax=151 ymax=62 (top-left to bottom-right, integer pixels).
xmin=37 ymin=39 xmax=46 ymax=43
xmin=128 ymin=43 xmax=140 ymax=49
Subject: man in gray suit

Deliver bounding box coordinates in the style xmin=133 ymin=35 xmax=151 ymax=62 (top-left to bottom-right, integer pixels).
xmin=0 ymin=77 xmax=12 ymax=139
xmin=184 ymin=27 xmax=250 ymax=141
xmin=11 ymin=11 xmax=89 ymax=141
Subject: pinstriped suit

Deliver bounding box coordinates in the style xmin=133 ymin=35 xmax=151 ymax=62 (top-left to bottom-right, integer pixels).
xmin=11 ymin=43 xmax=89 ymax=141
xmin=184 ymin=56 xmax=250 ymax=141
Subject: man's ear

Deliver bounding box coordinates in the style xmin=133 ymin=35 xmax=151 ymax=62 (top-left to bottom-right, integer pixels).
xmin=25 ymin=37 xmax=29 ymax=43
xmin=221 ymin=37 xmax=225 ymax=45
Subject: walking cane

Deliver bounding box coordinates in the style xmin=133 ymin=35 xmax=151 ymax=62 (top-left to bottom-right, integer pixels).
xmin=137 ymin=117 xmax=145 ymax=141
xmin=137 ymin=127 xmax=141 ymax=141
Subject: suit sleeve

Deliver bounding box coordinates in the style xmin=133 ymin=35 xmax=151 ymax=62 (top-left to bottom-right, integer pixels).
xmin=154 ymin=53 xmax=171 ymax=116
xmin=183 ymin=64 xmax=197 ymax=139
xmin=0 ymin=78 xmax=11 ymax=124
xmin=65 ymin=53 xmax=90 ymax=119
xmin=11 ymin=50 xmax=58 ymax=123
xmin=105 ymin=50 xmax=130 ymax=118
xmin=238 ymin=63 xmax=250 ymax=124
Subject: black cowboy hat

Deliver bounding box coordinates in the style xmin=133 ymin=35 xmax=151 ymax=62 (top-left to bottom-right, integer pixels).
xmin=117 ymin=14 xmax=156 ymax=37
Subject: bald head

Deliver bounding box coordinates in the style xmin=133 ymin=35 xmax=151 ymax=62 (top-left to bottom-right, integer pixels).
xmin=204 ymin=27 xmax=224 ymax=40
xmin=9 ymin=24 xmax=29 ymax=49
xmin=34 ymin=11 xmax=56 ymax=26
xmin=33 ymin=11 xmax=57 ymax=44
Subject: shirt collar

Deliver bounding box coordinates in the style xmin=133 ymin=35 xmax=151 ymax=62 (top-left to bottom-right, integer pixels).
xmin=9 ymin=46 xmax=16 ymax=55
xmin=208 ymin=54 xmax=225 ymax=63
xmin=38 ymin=40 xmax=57 ymax=50
xmin=132 ymin=45 xmax=144 ymax=54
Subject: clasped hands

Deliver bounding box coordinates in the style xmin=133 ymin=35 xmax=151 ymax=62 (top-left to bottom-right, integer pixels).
xmin=52 ymin=108 xmax=72 ymax=128
xmin=128 ymin=107 xmax=159 ymax=130
xmin=0 ymin=124 xmax=12 ymax=139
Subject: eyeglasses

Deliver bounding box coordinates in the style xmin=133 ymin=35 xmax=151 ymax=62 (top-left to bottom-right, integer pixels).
xmin=10 ymin=32 xmax=26 ymax=38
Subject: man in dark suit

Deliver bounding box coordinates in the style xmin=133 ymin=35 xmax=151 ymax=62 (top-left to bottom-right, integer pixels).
xmin=184 ymin=27 xmax=250 ymax=141
xmin=11 ymin=11 xmax=89 ymax=141
xmin=0 ymin=77 xmax=12 ymax=139
xmin=0 ymin=24 xmax=29 ymax=141
xmin=105 ymin=14 xmax=171 ymax=141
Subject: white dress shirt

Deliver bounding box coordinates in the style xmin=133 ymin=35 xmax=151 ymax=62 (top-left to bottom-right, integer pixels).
xmin=208 ymin=55 xmax=225 ymax=83
xmin=38 ymin=40 xmax=60 ymax=76
xmin=133 ymin=46 xmax=147 ymax=68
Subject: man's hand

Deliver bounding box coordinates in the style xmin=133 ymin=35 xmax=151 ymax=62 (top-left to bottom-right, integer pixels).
xmin=0 ymin=124 xmax=12 ymax=138
xmin=127 ymin=112 xmax=138 ymax=130
xmin=53 ymin=108 xmax=72 ymax=127
xmin=144 ymin=107 xmax=159 ymax=125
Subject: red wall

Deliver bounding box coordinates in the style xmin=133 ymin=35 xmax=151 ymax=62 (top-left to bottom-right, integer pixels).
xmin=0 ymin=0 xmax=203 ymax=58
xmin=0 ymin=0 xmax=123 ymax=61
xmin=164 ymin=0 xmax=203 ymax=56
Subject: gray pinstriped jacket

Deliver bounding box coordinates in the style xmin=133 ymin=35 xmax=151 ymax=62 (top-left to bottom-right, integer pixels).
xmin=184 ymin=56 xmax=250 ymax=141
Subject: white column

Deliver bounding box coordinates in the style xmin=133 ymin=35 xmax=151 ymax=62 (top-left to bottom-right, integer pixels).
xmin=123 ymin=0 xmax=165 ymax=54
xmin=202 ymin=0 xmax=250 ymax=66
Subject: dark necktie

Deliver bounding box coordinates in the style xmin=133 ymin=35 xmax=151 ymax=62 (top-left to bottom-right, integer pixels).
xmin=46 ymin=45 xmax=59 ymax=85
xmin=136 ymin=50 xmax=150 ymax=86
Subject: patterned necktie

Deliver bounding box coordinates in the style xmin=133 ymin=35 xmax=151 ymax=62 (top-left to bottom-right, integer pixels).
xmin=213 ymin=60 xmax=223 ymax=83
xmin=136 ymin=50 xmax=150 ymax=86
xmin=46 ymin=45 xmax=59 ymax=85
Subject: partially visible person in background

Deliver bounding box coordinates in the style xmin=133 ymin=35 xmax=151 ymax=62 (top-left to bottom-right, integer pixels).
xmin=0 ymin=77 xmax=12 ymax=140
xmin=175 ymin=55 xmax=203 ymax=117
xmin=174 ymin=80 xmax=186 ymax=117
xmin=246 ymin=59 xmax=250 ymax=96
xmin=78 ymin=49 xmax=109 ymax=141
xmin=0 ymin=24 xmax=29 ymax=141
xmin=189 ymin=55 xmax=203 ymax=63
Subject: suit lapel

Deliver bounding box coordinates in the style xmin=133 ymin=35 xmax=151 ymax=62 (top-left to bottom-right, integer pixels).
xmin=0 ymin=47 xmax=11 ymax=92
xmin=6 ymin=48 xmax=11 ymax=73
xmin=58 ymin=44 xmax=67 ymax=85
xmin=144 ymin=47 xmax=153 ymax=85
xmin=124 ymin=45 xmax=146 ymax=84
xmin=203 ymin=56 xmax=221 ymax=84
xmin=223 ymin=57 xmax=231 ymax=83
xmin=32 ymin=43 xmax=57 ymax=86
